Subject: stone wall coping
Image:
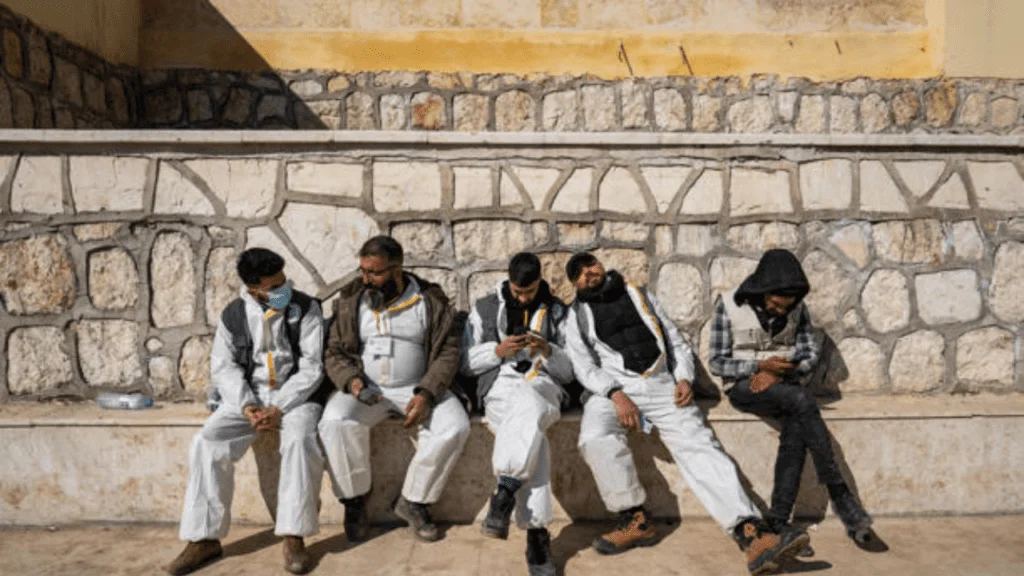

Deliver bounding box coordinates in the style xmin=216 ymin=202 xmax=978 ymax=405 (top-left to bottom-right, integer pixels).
xmin=2 ymin=394 xmax=1021 ymax=428
xmin=1 ymin=130 xmax=1023 ymax=150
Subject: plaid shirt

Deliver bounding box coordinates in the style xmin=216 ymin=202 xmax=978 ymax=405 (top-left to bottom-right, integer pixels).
xmin=708 ymin=295 xmax=819 ymax=383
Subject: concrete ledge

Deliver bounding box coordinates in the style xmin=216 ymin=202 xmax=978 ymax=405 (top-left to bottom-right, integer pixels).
xmin=2 ymin=395 xmax=1022 ymax=526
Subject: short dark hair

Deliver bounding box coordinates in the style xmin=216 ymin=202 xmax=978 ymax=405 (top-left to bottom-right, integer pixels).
xmin=565 ymin=252 xmax=598 ymax=282
xmin=359 ymin=235 xmax=404 ymax=264
xmin=237 ymin=248 xmax=285 ymax=285
xmin=508 ymin=252 xmax=542 ymax=286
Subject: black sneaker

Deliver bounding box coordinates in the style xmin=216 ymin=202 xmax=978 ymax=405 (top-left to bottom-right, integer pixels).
xmin=341 ymin=495 xmax=369 ymax=543
xmin=481 ymin=489 xmax=516 ymax=540
xmin=526 ymin=528 xmax=557 ymax=576
xmin=832 ymin=491 xmax=873 ymax=533
xmin=765 ymin=516 xmax=814 ymax=558
xmin=393 ymin=496 xmax=440 ymax=542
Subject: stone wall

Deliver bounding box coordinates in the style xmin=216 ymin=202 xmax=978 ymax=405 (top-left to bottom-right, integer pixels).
xmin=1 ymin=133 xmax=1022 ymax=403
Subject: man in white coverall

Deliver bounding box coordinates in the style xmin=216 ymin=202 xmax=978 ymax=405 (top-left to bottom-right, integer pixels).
xmin=462 ymin=252 xmax=574 ymax=576
xmin=319 ymin=236 xmax=470 ymax=543
xmin=562 ymin=252 xmax=809 ymax=575
xmin=167 ymin=248 xmax=325 ymax=576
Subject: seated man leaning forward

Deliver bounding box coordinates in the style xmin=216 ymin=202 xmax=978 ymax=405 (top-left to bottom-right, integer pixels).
xmin=711 ymin=249 xmax=872 ymax=541
xmin=167 ymin=248 xmax=325 ymax=576
xmin=319 ymin=235 xmax=470 ymax=543
xmin=562 ymin=252 xmax=810 ymax=576
xmin=462 ymin=252 xmax=575 ymax=576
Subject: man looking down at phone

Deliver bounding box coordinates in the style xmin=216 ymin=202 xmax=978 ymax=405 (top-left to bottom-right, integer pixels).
xmin=563 ymin=252 xmax=808 ymax=575
xmin=710 ymin=249 xmax=872 ymax=541
xmin=461 ymin=252 xmax=574 ymax=576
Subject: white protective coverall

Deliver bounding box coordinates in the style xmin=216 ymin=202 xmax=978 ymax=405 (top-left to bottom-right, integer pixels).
xmin=565 ymin=280 xmax=761 ymax=533
xmin=179 ymin=289 xmax=325 ymax=542
xmin=319 ymin=278 xmax=471 ymax=504
xmin=462 ymin=280 xmax=575 ymax=528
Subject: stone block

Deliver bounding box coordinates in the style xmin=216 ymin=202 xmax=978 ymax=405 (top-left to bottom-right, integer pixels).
xmin=88 ymin=249 xmax=139 ymax=310
xmin=0 ymin=234 xmax=75 ymax=315
xmin=187 ymin=90 xmax=213 ymax=123
xmin=693 ymin=95 xmax=722 ymax=132
xmin=795 ymin=95 xmax=825 ymax=133
xmin=83 ymin=73 xmax=106 ymax=114
xmin=3 ymin=30 xmax=22 ymax=78
xmin=959 ymin=92 xmax=987 ymax=127
xmin=11 ymin=156 xmax=62 ymax=214
xmin=558 ymin=223 xmax=596 ymax=247
xmin=373 ymin=162 xmax=442 ymax=211
xmin=860 ymin=269 xmax=910 ymax=333
xmin=286 ymin=162 xmax=363 ymax=197
xmin=895 ymin=161 xmax=946 ymax=198
xmin=990 ymin=98 xmax=1018 ymax=129
xmin=205 ymin=247 xmax=240 ymax=326
xmin=407 ymin=268 xmax=459 ymax=304
xmin=543 ymin=90 xmax=579 ymax=131
xmin=551 ymin=169 xmax=593 ymax=213
xmin=800 ymin=159 xmax=853 ymax=211
xmin=949 ymin=221 xmax=985 ymax=261
xmin=802 ymin=251 xmax=854 ymax=326
xmin=279 ymin=205 xmax=378 ymax=283
xmin=391 ymin=222 xmax=448 ymax=261
xmin=186 ymin=159 xmax=278 ymax=218
xmin=346 ymin=92 xmax=375 ymax=129
xmin=154 ymin=163 xmax=216 ymax=215
xmin=6 ymin=327 xmax=74 ymax=395
xmin=727 ymin=97 xmax=774 ymax=132
xmin=453 ymin=167 xmax=493 ymax=209
xmin=859 ymin=161 xmax=909 ymax=213
xmin=222 ymin=88 xmax=252 ymax=125
xmin=538 ymin=251 xmax=575 ymax=303
xmin=9 ymin=86 xmax=32 ymax=128
xmin=861 ymin=93 xmax=891 ymax=133
xmin=454 ymin=94 xmax=488 ymax=132
xmin=620 ymin=79 xmax=649 ymax=129
xmin=654 ymin=88 xmax=686 ymax=131
xmin=871 ymin=220 xmax=944 ymax=264
xmin=256 ymin=94 xmax=287 ymax=122
xmin=727 ymin=222 xmax=799 ymax=254
xmin=925 ymin=83 xmax=957 ymax=128
xmin=411 ymin=92 xmax=445 ymax=130
xmin=373 ymin=71 xmax=423 ymax=89
xmin=179 ymin=336 xmax=213 ymax=397
xmin=245 ymin=227 xmax=318 ymax=296
xmin=289 ymin=79 xmax=323 ymax=98
xmin=70 ymin=157 xmax=148 ymax=213
xmin=468 ymin=270 xmax=507 ymax=306
xmin=74 ymin=223 xmax=124 ymax=242
xmin=303 ymin=100 xmax=343 ymax=129
xmin=454 ymin=220 xmax=527 ymax=261
xmin=582 ymin=85 xmax=615 ymax=131
xmin=830 ymin=96 xmax=858 ymax=133
xmin=641 ymin=166 xmax=691 ymax=214
xmin=915 ymin=270 xmax=982 ymax=325
xmin=956 ymin=327 xmax=1015 ymax=391
xmin=729 ymin=168 xmax=792 ymax=216
xmin=710 ymin=256 xmax=757 ymax=296
xmin=602 ymin=222 xmax=649 ymax=243
xmin=967 ymin=162 xmax=1024 ymax=211
xmin=890 ymin=330 xmax=945 ymax=393
xmin=892 ymin=90 xmax=920 ymax=127
xmin=599 ymin=167 xmax=647 ymax=214
xmin=53 ymin=58 xmax=82 ymax=107
xmin=532 ymin=221 xmax=550 ymax=246
xmin=77 ymin=320 xmax=142 ymax=389
xmin=26 ymin=30 xmax=50 ymax=85
xmin=327 ymin=75 xmax=350 ymax=93
xmin=0 ymin=81 xmax=11 ymax=128
xmin=499 ymin=171 xmax=523 ymax=207
xmin=495 ymin=91 xmax=534 ymax=132
xmin=150 ymin=232 xmax=196 ymax=329
xmin=513 ymin=167 xmax=562 ymax=209
xmin=988 ymin=242 xmax=1024 ymax=323
xmin=681 ymin=170 xmax=724 ymax=215
xmin=929 ymin=174 xmax=970 ymax=209
xmin=829 ymin=223 xmax=871 ymax=269
xmin=593 ymin=248 xmax=648 ymax=287
xmin=149 ymin=357 xmax=177 ymax=397
xmin=675 ymin=225 xmax=715 ymax=257
xmin=835 ymin=338 xmax=885 ymax=393
xmin=656 ymin=263 xmax=704 ymax=326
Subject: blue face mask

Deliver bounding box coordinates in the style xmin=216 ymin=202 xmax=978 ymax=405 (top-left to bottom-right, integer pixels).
xmin=266 ymin=281 xmax=293 ymax=310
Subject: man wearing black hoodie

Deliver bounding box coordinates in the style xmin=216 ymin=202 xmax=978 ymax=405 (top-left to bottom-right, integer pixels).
xmin=709 ymin=249 xmax=872 ymax=539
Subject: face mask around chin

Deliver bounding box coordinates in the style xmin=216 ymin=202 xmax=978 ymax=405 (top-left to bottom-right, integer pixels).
xmin=365 ymin=277 xmax=400 ymax=308
xmin=266 ymin=281 xmax=293 ymax=310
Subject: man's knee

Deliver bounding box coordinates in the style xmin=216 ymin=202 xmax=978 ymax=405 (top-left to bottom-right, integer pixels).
xmin=788 ymin=389 xmax=819 ymax=417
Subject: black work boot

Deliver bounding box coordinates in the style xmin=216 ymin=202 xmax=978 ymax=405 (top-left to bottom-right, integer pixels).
xmin=831 ymin=487 xmax=873 ymax=533
xmin=526 ymin=528 xmax=557 ymax=576
xmin=341 ymin=495 xmax=369 ymax=543
xmin=733 ymin=517 xmax=810 ymax=575
xmin=765 ymin=515 xmax=814 ymax=558
xmin=482 ymin=489 xmax=516 ymax=539
xmin=393 ymin=496 xmax=440 ymax=542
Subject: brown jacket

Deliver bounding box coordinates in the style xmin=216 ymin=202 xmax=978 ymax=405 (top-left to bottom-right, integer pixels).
xmin=324 ymin=272 xmax=461 ymax=402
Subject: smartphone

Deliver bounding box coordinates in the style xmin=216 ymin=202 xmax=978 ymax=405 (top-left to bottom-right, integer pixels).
xmin=527 ymin=330 xmax=546 ymax=342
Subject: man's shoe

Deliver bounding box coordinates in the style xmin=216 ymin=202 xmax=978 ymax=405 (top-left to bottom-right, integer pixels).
xmin=342 ymin=495 xmax=370 ymax=543
xmin=393 ymin=496 xmax=440 ymax=542
xmin=832 ymin=490 xmax=873 ymax=533
xmin=165 ymin=540 xmax=222 ymax=575
xmin=526 ymin=528 xmax=557 ymax=576
xmin=282 ymin=536 xmax=312 ymax=575
xmin=734 ymin=518 xmax=810 ymax=575
xmin=592 ymin=508 xmax=657 ymax=555
xmin=481 ymin=488 xmax=516 ymax=540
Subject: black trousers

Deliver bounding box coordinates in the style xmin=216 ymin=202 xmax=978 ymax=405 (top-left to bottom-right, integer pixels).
xmin=727 ymin=378 xmax=846 ymax=523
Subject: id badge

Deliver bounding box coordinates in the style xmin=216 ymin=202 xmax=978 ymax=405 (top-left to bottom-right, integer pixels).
xmin=367 ymin=336 xmax=393 ymax=357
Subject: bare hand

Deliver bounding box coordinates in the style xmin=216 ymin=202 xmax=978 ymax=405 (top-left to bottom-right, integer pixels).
xmin=674 ymin=380 xmax=694 ymax=408
xmin=255 ymin=406 xmax=282 ymax=432
xmin=350 ymin=377 xmax=365 ymax=397
xmin=527 ymin=335 xmax=552 ymax=359
xmin=243 ymin=405 xmax=263 ymax=428
xmin=750 ymin=371 xmax=782 ymax=394
xmin=759 ymin=356 xmax=795 ymax=376
xmin=404 ymin=393 xmax=433 ymax=428
xmin=495 ymin=335 xmax=528 ymax=359
xmin=610 ymin=390 xmax=641 ymax=433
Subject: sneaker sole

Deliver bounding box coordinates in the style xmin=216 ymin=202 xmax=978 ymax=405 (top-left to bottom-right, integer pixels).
xmin=749 ymin=532 xmax=811 ymax=575
xmin=166 ymin=550 xmax=223 ymax=576
xmin=481 ymin=523 xmax=509 ymax=540
xmin=393 ymin=505 xmax=440 ymax=542
xmin=592 ymin=534 xmax=658 ymax=556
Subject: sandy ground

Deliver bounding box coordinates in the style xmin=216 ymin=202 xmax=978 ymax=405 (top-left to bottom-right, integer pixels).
xmin=1 ymin=515 xmax=1021 ymax=576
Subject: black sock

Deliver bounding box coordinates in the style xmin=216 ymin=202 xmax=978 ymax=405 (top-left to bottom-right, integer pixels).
xmin=827 ymin=482 xmax=850 ymax=500
xmin=498 ymin=475 xmax=523 ymax=495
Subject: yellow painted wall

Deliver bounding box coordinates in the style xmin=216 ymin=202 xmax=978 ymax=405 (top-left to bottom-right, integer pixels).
xmin=944 ymin=0 xmax=1024 ymax=78
xmin=4 ymin=0 xmax=139 ymax=65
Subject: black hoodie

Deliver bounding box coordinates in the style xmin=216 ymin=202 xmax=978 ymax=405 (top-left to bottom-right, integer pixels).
xmin=733 ymin=249 xmax=810 ymax=334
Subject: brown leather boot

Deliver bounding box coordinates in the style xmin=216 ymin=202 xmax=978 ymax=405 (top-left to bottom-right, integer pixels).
xmin=734 ymin=518 xmax=810 ymax=575
xmin=282 ymin=536 xmax=313 ymax=575
xmin=165 ymin=540 xmax=222 ymax=575
xmin=592 ymin=508 xmax=657 ymax=555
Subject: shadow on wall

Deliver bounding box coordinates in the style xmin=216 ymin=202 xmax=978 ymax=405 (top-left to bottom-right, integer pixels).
xmin=137 ymin=0 xmax=328 ymax=129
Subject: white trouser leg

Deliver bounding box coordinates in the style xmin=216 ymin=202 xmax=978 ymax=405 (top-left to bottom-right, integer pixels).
xmin=638 ymin=377 xmax=760 ymax=533
xmin=578 ymin=394 xmax=646 ymax=513
xmin=401 ymin=389 xmax=471 ymax=504
xmin=318 ymin=391 xmax=392 ymax=500
xmin=179 ymin=405 xmax=258 ymax=542
xmin=274 ymin=402 xmax=326 ymax=538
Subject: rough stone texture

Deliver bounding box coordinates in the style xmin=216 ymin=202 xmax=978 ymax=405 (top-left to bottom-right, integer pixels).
xmin=245 ymin=227 xmax=318 ymax=296
xmin=598 ymin=167 xmax=646 ymax=213
xmin=593 ymin=248 xmax=648 ymax=287
xmin=186 ymin=159 xmax=278 ymax=218
xmin=412 ymin=92 xmax=445 ymax=130
xmin=148 ymin=356 xmax=177 ymax=397
xmin=532 ymin=221 xmax=550 ymax=246
xmin=88 ymin=249 xmax=139 ymax=310
xmin=861 ymin=93 xmax=892 ymax=133
xmin=70 ymin=157 xmax=149 ymax=213
xmin=842 ymin=309 xmax=863 ymax=332
xmin=513 ymin=167 xmax=561 ymax=209
xmin=74 ymin=223 xmax=124 ymax=242
xmin=538 ymin=251 xmax=574 ymax=302
xmin=949 ymin=221 xmax=985 ymax=261
xmin=727 ymin=222 xmax=799 ymax=254
xmin=391 ymin=222 xmax=447 ymax=260
xmin=453 ymin=167 xmax=492 ymax=209
xmin=602 ymin=222 xmax=649 ymax=243
xmin=77 ymin=320 xmax=143 ymax=389
xmin=830 ymin=96 xmax=858 ymax=133
xmin=641 ymin=166 xmax=691 ymax=213
xmin=930 ymin=174 xmax=971 ymax=209
xmin=154 ymin=163 xmax=216 ymax=215
xmin=987 ymin=242 xmax=1024 ymax=323
xmin=693 ymin=95 xmax=721 ymax=132
xmin=286 ymin=162 xmax=363 ymax=198
xmin=373 ymin=162 xmax=442 ymax=211
xmin=727 ymin=97 xmax=773 ymax=132
xmin=289 ymin=80 xmax=322 ymax=98
xmin=205 ymin=248 xmax=240 ymax=326
xmin=836 ymin=338 xmax=885 ymax=393
xmin=542 ymin=90 xmax=579 ymax=132
xmin=0 ymin=235 xmax=76 ymax=315
xmin=959 ymin=92 xmax=987 ymax=127
xmin=187 ymin=91 xmax=213 ymax=123
xmin=802 ymin=251 xmax=854 ymax=326
xmin=346 ymin=92 xmax=375 ymax=129
xmin=11 ymin=156 xmax=63 ymax=214
xmin=925 ymin=83 xmax=958 ymax=128
xmin=620 ymin=79 xmax=648 ymax=129
xmin=499 ymin=171 xmax=523 ymax=207
xmin=278 ymin=205 xmax=379 ymax=283
xmin=729 ymin=168 xmax=792 ymax=216
xmin=256 ymin=95 xmax=287 ymax=123
xmin=890 ymin=330 xmax=946 ymax=393
xmin=860 ymin=161 xmax=909 ymax=213
xmin=681 ymin=170 xmax=723 ymax=215
xmin=454 ymin=220 xmax=527 ymax=261
xmin=795 ymin=95 xmax=825 ymax=133
xmin=990 ymin=98 xmax=1018 ymax=130
xmin=468 ymin=270 xmax=509 ymax=307
xmin=861 ymin=269 xmax=910 ymax=333
xmin=558 ymin=222 xmax=595 ymax=247
xmin=454 ymin=94 xmax=488 ymax=132
xmin=6 ymin=327 xmax=74 ymax=395
xmin=710 ymin=257 xmax=757 ymax=296
xmin=872 ymin=220 xmax=944 ymax=265
xmin=915 ymin=270 xmax=982 ymax=326
xmin=495 ymin=91 xmax=534 ymax=132
xmin=776 ymin=92 xmax=798 ymax=123
xmin=895 ymin=161 xmax=946 ymax=198
xmin=179 ymin=336 xmax=213 ymax=396
xmin=222 ymin=88 xmax=252 ymax=125
xmin=830 ymin=223 xmax=871 ymax=268
xmin=54 ymin=58 xmax=82 ymax=107
xmin=656 ymin=263 xmax=704 ymax=327
xmin=550 ymin=168 xmax=593 ymax=213
xmin=800 ymin=159 xmax=852 ymax=211
xmin=967 ymin=162 xmax=1024 ymax=211
xmin=582 ymin=85 xmax=615 ymax=131
xmin=675 ymin=225 xmax=715 ymax=257
xmin=150 ymin=233 xmax=196 ymax=329
xmin=956 ymin=327 xmax=1015 ymax=390
xmin=653 ymin=88 xmax=686 ymax=131
xmin=892 ymin=90 xmax=920 ymax=127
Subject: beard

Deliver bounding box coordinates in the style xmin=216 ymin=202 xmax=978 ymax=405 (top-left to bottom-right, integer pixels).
xmin=365 ymin=277 xmax=401 ymax=309
xmin=575 ymin=275 xmax=606 ymax=300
